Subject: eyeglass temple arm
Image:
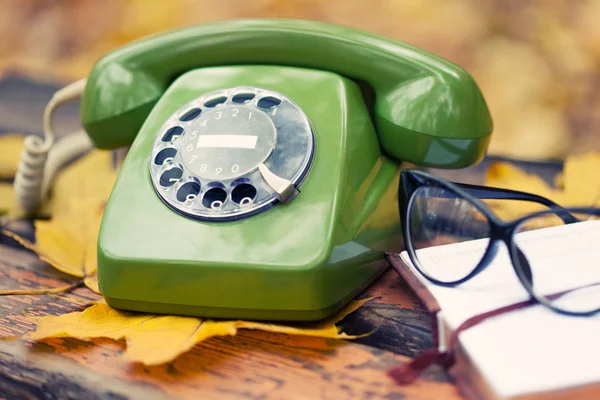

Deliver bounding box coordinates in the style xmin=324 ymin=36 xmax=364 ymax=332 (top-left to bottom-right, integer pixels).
xmin=455 ymin=182 xmax=578 ymax=223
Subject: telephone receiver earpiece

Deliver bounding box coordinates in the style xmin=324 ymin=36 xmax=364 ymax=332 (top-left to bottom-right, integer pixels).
xmin=81 ymin=19 xmax=492 ymax=168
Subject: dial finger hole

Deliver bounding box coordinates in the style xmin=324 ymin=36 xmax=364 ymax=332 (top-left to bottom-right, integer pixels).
xmin=202 ymin=187 xmax=227 ymax=209
xmin=162 ymin=126 xmax=184 ymax=142
xmin=232 ymin=92 xmax=256 ymax=104
xmin=154 ymin=147 xmax=177 ymax=165
xmin=231 ymin=183 xmax=257 ymax=205
xmin=176 ymin=181 xmax=201 ymax=202
xmin=179 ymin=108 xmax=202 ymax=122
xmin=257 ymin=96 xmax=281 ymax=109
xmin=159 ymin=167 xmax=183 ymax=187
xmin=204 ymin=96 xmax=227 ymax=108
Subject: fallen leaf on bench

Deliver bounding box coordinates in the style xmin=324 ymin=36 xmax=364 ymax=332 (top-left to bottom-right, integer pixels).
xmin=4 ymin=149 xmax=116 ymax=281
xmin=26 ymin=297 xmax=372 ymax=365
xmin=0 ymin=134 xmax=24 ymax=179
xmin=484 ymin=152 xmax=600 ymax=220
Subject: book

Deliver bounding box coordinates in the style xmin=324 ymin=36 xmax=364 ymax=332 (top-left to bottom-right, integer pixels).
xmin=389 ymin=219 xmax=600 ymax=400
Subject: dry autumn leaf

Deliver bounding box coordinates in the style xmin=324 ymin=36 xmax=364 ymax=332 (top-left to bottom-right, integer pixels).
xmin=2 ymin=148 xmax=116 ymax=290
xmin=39 ymin=149 xmax=115 ymax=280
xmin=27 ymin=297 xmax=373 ymax=365
xmin=484 ymin=152 xmax=600 ymax=221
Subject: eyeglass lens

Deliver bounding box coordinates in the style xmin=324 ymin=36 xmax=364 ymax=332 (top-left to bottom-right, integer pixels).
xmin=407 ymin=186 xmax=491 ymax=283
xmin=513 ymin=212 xmax=600 ymax=313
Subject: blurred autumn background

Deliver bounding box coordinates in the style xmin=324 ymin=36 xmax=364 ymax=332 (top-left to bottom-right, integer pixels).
xmin=0 ymin=0 xmax=599 ymax=160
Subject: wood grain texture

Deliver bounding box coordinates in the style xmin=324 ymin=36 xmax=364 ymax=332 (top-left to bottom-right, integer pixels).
xmin=0 ymin=243 xmax=458 ymax=400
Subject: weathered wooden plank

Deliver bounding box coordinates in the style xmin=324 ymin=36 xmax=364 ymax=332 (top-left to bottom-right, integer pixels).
xmin=0 ymin=242 xmax=457 ymax=399
xmin=0 ymin=332 xmax=458 ymax=400
xmin=343 ymin=269 xmax=434 ymax=358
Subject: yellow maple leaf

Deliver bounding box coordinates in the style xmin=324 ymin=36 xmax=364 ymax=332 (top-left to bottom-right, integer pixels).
xmin=0 ymin=134 xmax=24 ymax=179
xmin=3 ymin=149 xmax=116 ymax=284
xmin=27 ymin=298 xmax=372 ymax=365
xmin=484 ymin=152 xmax=600 ymax=220
xmin=37 ymin=149 xmax=116 ymax=279
xmin=236 ymin=297 xmax=374 ymax=339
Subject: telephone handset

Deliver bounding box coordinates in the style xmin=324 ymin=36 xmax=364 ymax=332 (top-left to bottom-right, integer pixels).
xmin=16 ymin=19 xmax=492 ymax=320
xmin=82 ymin=19 xmax=492 ymax=166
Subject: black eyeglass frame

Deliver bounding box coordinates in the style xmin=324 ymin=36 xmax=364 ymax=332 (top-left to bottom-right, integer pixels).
xmin=398 ymin=169 xmax=600 ymax=317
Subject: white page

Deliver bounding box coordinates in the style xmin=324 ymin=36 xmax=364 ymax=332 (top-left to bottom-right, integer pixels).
xmin=400 ymin=219 xmax=600 ymax=398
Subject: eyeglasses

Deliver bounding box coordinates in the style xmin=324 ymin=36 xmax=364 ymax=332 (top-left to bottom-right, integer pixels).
xmin=398 ymin=169 xmax=600 ymax=317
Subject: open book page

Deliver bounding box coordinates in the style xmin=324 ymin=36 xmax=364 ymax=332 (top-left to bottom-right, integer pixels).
xmin=399 ymin=220 xmax=600 ymax=398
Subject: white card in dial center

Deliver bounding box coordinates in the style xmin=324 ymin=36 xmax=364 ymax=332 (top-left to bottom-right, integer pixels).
xmin=196 ymin=135 xmax=258 ymax=149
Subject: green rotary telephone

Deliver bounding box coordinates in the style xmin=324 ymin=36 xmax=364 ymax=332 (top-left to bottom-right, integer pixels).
xmin=15 ymin=19 xmax=492 ymax=321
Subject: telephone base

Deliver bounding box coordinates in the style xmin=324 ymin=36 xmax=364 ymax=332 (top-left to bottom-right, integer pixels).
xmin=103 ymin=259 xmax=388 ymax=322
xmin=97 ymin=66 xmax=403 ymax=321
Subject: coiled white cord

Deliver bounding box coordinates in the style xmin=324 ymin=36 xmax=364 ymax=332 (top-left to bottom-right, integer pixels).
xmin=14 ymin=79 xmax=92 ymax=213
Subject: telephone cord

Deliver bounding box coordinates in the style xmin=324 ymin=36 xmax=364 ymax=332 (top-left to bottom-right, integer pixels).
xmin=14 ymin=79 xmax=91 ymax=213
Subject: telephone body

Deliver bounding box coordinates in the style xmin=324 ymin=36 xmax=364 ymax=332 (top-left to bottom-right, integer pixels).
xmin=53 ymin=20 xmax=493 ymax=320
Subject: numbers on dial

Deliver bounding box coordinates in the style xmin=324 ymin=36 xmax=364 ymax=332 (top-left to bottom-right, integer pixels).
xmin=150 ymin=86 xmax=314 ymax=222
xmin=188 ymin=164 xmax=244 ymax=176
xmin=177 ymin=103 xmax=276 ymax=181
